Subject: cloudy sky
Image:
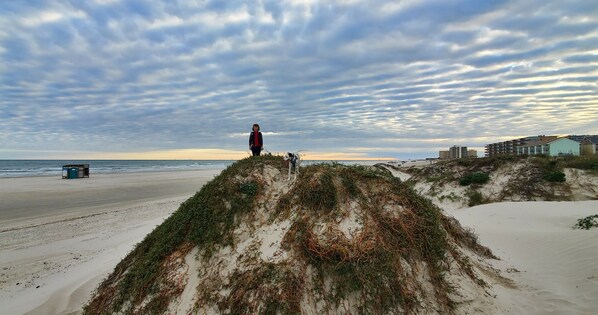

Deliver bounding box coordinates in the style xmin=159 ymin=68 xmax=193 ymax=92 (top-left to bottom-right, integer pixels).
xmin=1 ymin=0 xmax=597 ymax=160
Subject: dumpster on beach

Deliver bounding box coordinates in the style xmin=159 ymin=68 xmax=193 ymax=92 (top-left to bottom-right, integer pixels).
xmin=62 ymin=164 xmax=90 ymax=179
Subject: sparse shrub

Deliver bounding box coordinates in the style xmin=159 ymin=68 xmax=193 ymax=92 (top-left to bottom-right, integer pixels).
xmin=302 ymin=170 xmax=337 ymax=212
xmin=531 ymin=157 xmax=568 ymax=183
xmin=543 ymin=171 xmax=566 ymax=182
xmin=349 ymin=163 xmax=393 ymax=178
xmin=239 ymin=181 xmax=258 ymax=196
xmin=573 ymin=214 xmax=598 ymax=230
xmin=456 ymin=155 xmax=522 ymax=169
xmin=562 ymin=155 xmax=598 ymax=172
xmin=529 ymin=156 xmax=552 ymax=170
xmin=456 ymin=158 xmax=476 ymax=167
xmin=438 ymin=192 xmax=461 ymax=202
xmin=459 ymin=172 xmax=490 ymax=186
xmin=466 ymin=190 xmax=486 ymax=207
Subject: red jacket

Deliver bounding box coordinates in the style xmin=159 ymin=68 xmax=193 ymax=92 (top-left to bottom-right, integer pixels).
xmin=249 ymin=131 xmax=263 ymax=148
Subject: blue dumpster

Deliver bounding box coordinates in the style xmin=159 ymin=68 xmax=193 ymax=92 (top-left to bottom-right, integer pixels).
xmin=69 ymin=168 xmax=78 ymax=179
xmin=62 ymin=164 xmax=90 ymax=179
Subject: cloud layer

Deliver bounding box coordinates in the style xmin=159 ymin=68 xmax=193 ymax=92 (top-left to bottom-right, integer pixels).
xmin=1 ymin=0 xmax=597 ymax=159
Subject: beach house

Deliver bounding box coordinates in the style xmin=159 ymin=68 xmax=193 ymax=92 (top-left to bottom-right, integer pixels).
xmin=517 ymin=137 xmax=580 ymax=156
xmin=485 ymin=135 xmax=557 ymax=157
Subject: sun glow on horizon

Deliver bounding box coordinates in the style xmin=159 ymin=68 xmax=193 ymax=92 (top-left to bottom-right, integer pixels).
xmin=1 ymin=149 xmax=397 ymax=161
xmin=97 ymin=149 xmax=398 ymax=161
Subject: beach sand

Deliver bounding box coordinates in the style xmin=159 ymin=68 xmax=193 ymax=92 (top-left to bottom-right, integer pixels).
xmin=451 ymin=201 xmax=598 ymax=314
xmin=1 ymin=169 xmax=598 ymax=314
xmin=0 ymin=170 xmax=219 ymax=315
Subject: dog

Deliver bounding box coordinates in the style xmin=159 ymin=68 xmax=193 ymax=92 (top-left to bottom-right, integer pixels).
xmin=283 ymin=152 xmax=301 ymax=181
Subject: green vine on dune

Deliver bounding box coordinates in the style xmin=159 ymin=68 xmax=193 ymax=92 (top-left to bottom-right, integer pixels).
xmin=573 ymin=214 xmax=598 ymax=230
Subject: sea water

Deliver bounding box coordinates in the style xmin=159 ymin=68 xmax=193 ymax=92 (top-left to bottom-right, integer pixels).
xmin=0 ymin=160 xmax=235 ymax=178
xmin=0 ymin=159 xmax=383 ymax=178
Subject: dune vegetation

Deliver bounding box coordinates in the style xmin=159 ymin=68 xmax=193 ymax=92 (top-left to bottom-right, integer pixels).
xmin=399 ymin=155 xmax=598 ymax=208
xmin=84 ymin=156 xmax=505 ymax=314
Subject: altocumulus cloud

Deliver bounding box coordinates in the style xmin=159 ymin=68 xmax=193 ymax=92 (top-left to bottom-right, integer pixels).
xmin=0 ymin=0 xmax=597 ymax=159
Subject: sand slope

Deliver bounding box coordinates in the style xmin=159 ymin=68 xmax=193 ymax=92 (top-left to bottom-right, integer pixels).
xmin=452 ymin=201 xmax=598 ymax=315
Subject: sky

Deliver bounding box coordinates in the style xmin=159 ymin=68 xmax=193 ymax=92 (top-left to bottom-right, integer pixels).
xmin=1 ymin=0 xmax=597 ymax=160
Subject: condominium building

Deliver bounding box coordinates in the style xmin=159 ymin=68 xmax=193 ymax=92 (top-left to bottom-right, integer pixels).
xmin=449 ymin=145 xmax=468 ymax=159
xmin=485 ymin=135 xmax=557 ymax=157
xmin=438 ymin=150 xmax=450 ymax=159
xmin=485 ymin=134 xmax=598 ymax=157
xmin=439 ymin=147 xmax=477 ymax=159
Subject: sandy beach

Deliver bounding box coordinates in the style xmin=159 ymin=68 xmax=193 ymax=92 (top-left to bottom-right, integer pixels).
xmin=0 ymin=169 xmax=220 ymax=315
xmin=1 ymin=166 xmax=598 ymax=314
xmin=451 ymin=201 xmax=598 ymax=314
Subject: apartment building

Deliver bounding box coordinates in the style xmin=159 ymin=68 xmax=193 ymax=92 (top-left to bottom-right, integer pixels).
xmin=485 ymin=135 xmax=557 ymax=157
xmin=439 ymin=147 xmax=477 ymax=159
xmin=485 ymin=134 xmax=598 ymax=157
xmin=449 ymin=145 xmax=468 ymax=159
xmin=438 ymin=150 xmax=450 ymax=159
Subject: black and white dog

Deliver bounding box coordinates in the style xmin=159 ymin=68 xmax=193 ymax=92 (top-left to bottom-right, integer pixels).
xmin=283 ymin=152 xmax=301 ymax=180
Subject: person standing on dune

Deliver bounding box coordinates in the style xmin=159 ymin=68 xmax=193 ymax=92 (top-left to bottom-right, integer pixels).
xmin=249 ymin=123 xmax=263 ymax=156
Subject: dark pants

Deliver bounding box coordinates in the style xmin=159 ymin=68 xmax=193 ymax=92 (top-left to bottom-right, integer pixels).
xmin=251 ymin=147 xmax=262 ymax=156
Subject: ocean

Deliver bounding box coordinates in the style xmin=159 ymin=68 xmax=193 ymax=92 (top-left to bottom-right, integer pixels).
xmin=0 ymin=159 xmax=384 ymax=178
xmin=0 ymin=160 xmax=235 ymax=178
